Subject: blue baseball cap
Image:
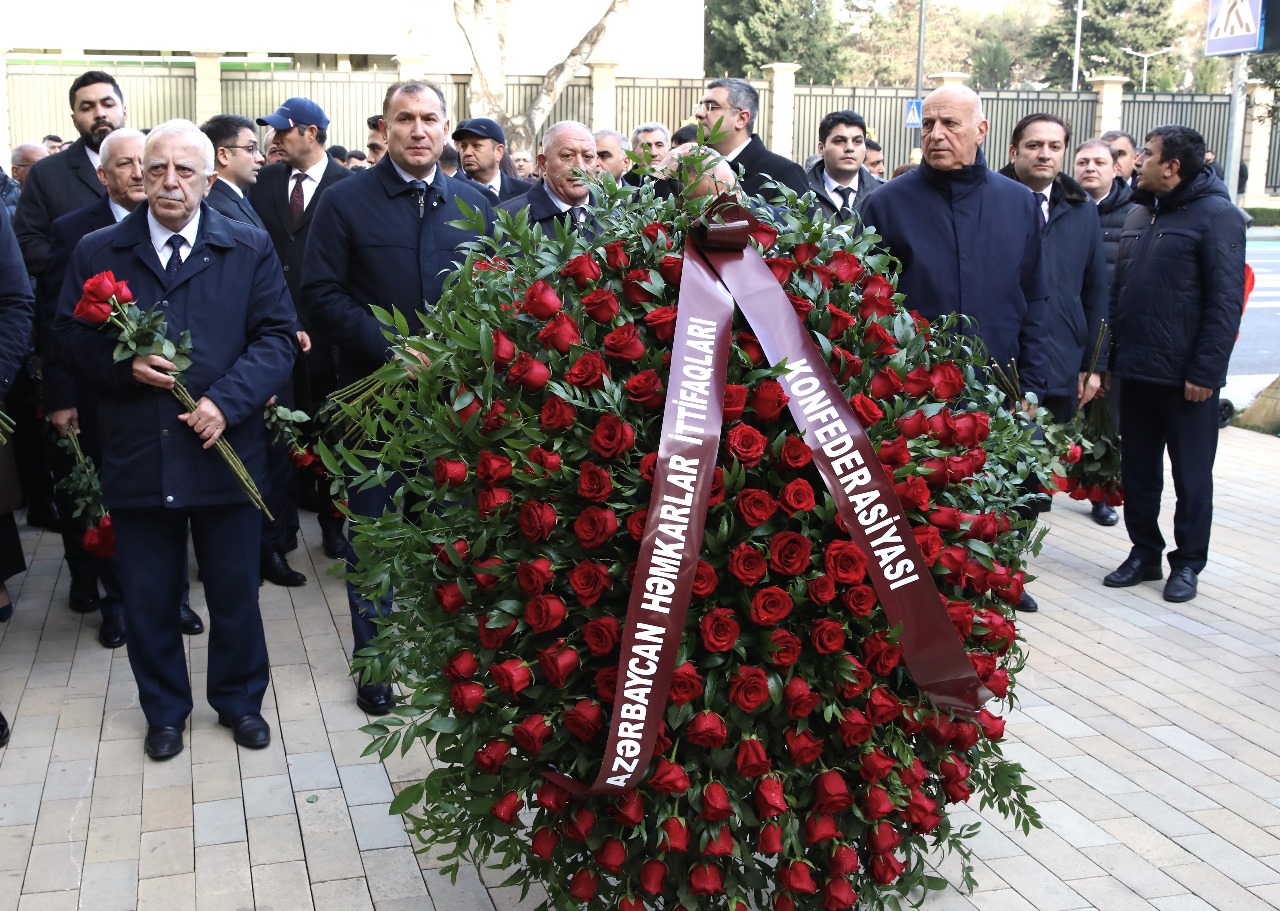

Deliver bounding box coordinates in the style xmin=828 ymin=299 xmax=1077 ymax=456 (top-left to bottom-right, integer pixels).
xmin=257 ymin=98 xmax=330 ymax=131
xmin=452 ymin=118 xmax=506 ymax=145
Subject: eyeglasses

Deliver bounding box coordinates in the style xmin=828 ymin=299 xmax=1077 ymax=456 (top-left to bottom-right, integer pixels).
xmin=224 ymin=143 xmax=260 ymax=154
xmin=693 ymin=101 xmax=741 ymax=116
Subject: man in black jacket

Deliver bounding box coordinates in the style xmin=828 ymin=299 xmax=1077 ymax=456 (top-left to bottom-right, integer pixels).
xmin=805 ymin=110 xmax=882 ymax=223
xmin=303 ymin=80 xmax=495 ymax=715
xmin=200 ymin=115 xmax=266 ymax=231
xmin=695 ymin=78 xmax=808 ymax=204
xmin=499 ymin=121 xmax=597 ymax=235
xmin=1104 ymin=125 xmax=1245 ymax=603
xmin=453 ymin=118 xmax=532 ymax=202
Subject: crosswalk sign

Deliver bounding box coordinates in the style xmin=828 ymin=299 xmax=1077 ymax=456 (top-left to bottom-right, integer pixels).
xmin=905 ymin=100 xmax=923 ymax=130
xmin=1206 ymin=0 xmax=1264 ymax=56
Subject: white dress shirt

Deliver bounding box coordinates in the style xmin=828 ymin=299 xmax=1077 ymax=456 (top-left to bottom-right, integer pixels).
xmin=148 ymin=208 xmax=202 ymax=267
xmin=287 ymin=156 xmax=331 ymax=211
xmin=822 ymin=168 xmax=861 ymax=211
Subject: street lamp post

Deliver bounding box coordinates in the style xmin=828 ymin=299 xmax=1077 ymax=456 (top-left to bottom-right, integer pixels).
xmin=1072 ymin=0 xmax=1085 ymax=92
xmin=1121 ymin=46 xmax=1174 ymax=93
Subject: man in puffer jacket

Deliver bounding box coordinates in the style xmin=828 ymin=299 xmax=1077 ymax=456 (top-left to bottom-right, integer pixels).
xmin=1103 ymin=125 xmax=1244 ymax=604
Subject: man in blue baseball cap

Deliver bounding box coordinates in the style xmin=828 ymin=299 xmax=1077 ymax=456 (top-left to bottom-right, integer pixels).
xmin=452 ymin=117 xmax=531 ymax=202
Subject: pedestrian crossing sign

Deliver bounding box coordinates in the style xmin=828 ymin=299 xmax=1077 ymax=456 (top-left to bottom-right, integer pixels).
xmin=905 ymin=100 xmax=923 ymax=130
xmin=1206 ymin=0 xmax=1265 ymax=56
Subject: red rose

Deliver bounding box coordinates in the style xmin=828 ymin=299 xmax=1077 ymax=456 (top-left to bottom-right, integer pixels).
xmin=830 ymin=845 xmax=860 ymax=876
xmin=838 ymin=707 xmax=873 ymax=747
xmin=540 ymin=395 xmax=576 ymax=429
xmin=766 ymin=257 xmax=797 ymax=284
xmin=767 ymin=629 xmax=802 ymax=667
xmin=574 ymin=462 xmax=613 ymax=503
xmin=976 ymin=708 xmax=1006 ymax=740
xmin=519 ymin=279 xmax=562 ymax=319
xmin=865 ymin=687 xmax=901 ymax=724
xmin=783 ymin=676 xmax=819 ymax=718
xmin=862 ymin=785 xmax=894 ymax=820
xmin=592 ymin=837 xmax=626 ymax=873
xmin=571 ymin=614 xmax=619 ymax=656
xmin=604 ymin=240 xmax=629 ymax=269
xmin=688 ymin=711 xmax=728 ymax=747
xmin=780 ymin=860 xmax=818 ymax=895
xmin=736 ymin=488 xmax=778 ymax=527
xmin=624 ymin=369 xmax=665 ymax=411
xmin=478 ymin=615 xmax=516 ymax=650
xmin=754 ymin=778 xmax=788 ymax=819
xmin=689 ymin=863 xmax=724 ymax=896
xmin=564 ymin=806 xmax=596 ymax=843
xmin=859 ymin=748 xmax=896 ymax=782
xmin=901 ymin=788 xmax=941 ymax=832
xmin=643 ymin=304 xmax=678 ymax=341
xmin=893 ymin=475 xmax=931 ymax=511
xmin=749 ymin=219 xmax=779 ymax=249
xmin=659 ymin=254 xmax=683 ymax=285
xmin=826 ymin=304 xmax=854 ymax=339
xmin=785 ymin=727 xmax=825 ymax=764
xmin=659 ymin=815 xmax=689 ymax=850
xmin=822 ymin=875 xmax=858 ymax=910
xmin=491 ymin=790 xmax=522 ymax=825
xmin=899 ymin=758 xmax=928 ymax=788
xmin=723 ymin=384 xmax=748 ymax=422
xmin=564 ymin=699 xmax=605 ymax=741
xmin=810 ymin=618 xmax=847 ymax=654
xmin=595 ymin=666 xmax=617 ymax=703
xmin=952 ymin=410 xmax=991 ymax=446
xmin=450 ymin=681 xmax=485 ymax=714
xmin=824 ymin=540 xmax=867 ymax=584
xmin=434 ymin=457 xmax=468 ymax=487
xmin=775 ymin=437 xmax=810 ymax=471
xmin=537 ymin=642 xmax=579 ymax=688
xmin=736 ymin=331 xmax=766 ymax=365
xmin=692 ymin=560 xmax=718 ymax=596
xmin=604 ymin=322 xmax=646 ymax=361
xmin=516 ymin=558 xmax=553 ymax=595
xmin=527 ymin=447 xmax=560 ymax=474
xmin=867 ymin=820 xmax=902 ymax=854
xmin=524 ymin=594 xmax=566 ymax=633
xmin=897 ymin=409 xmax=930 ymax=439
xmin=589 ymin=415 xmax=635 ymax=460
xmin=736 ymin=739 xmax=771 ymax=777
xmin=640 ymin=859 xmax=667 ymax=893
xmin=859 ymin=273 xmax=897 ymax=319
xmin=728 ymin=666 xmax=769 ymax=712
xmin=649 ymin=759 xmax=691 ymax=794
xmin=560 ymin=252 xmax=601 ymax=289
xmin=533 ymin=311 xmax=580 ymax=354
xmin=512 ymin=713 xmax=552 ymax=755
xmin=870 ymin=367 xmax=904 ymax=400
xmin=444 ymin=650 xmax=479 ymax=682
xmin=490 ymin=658 xmax=532 ymax=696
xmin=811 ymin=770 xmax=853 ymax=813
xmin=829 ymin=249 xmax=865 ymax=284
xmin=749 ymin=586 xmax=794 ymax=626
xmin=518 ymin=501 xmax=556 ymax=542
xmin=476 ymin=450 xmax=512 ymax=486
xmin=700 ymin=607 xmax=741 ymax=651
xmin=767 ymin=532 xmax=810 ymax=576
xmin=914 ymin=525 xmax=943 ymax=566
xmin=698 ymin=781 xmax=733 ymax=821
xmin=434 ymin=581 xmax=464 ymax=613
xmin=474 ymin=739 xmax=510 ymax=773
xmin=726 ymin=423 xmax=767 ymax=467
xmin=931 ymin=361 xmax=966 ymax=400
xmin=642 ymin=221 xmax=673 ymax=248
xmin=928 ymin=506 xmax=963 ymax=531
xmin=74 ymin=271 xmax=119 ymax=323
xmin=568 ymin=868 xmax=598 ymax=900
xmin=871 ymin=853 xmax=906 ymax=885
xmin=581 ymin=287 xmax=621 ymax=323
xmin=668 ymin=662 xmax=704 ymax=704
xmin=758 ymin=821 xmax=783 ymax=854
xmin=573 ymin=506 xmax=617 ymax=548
xmin=841 ymin=584 xmax=876 ymax=618
xmin=838 ymin=656 xmax=872 ymax=699
xmin=807 ymin=574 xmax=836 ymax=605
xmin=749 ymin=379 xmax=790 ymax=422
xmin=623 ymin=268 xmax=657 ymax=304
xmin=727 ymin=542 xmax=766 ymax=586
xmin=803 ymin=813 xmax=840 ymax=845
xmin=864 ymin=632 xmax=902 ymax=675
xmin=946 ymin=599 xmax=975 ymax=638
xmin=564 ymin=351 xmax=609 ymax=389
xmin=849 ymin=393 xmax=884 ymax=428
xmin=638 ymin=452 xmax=658 ymax=482
xmin=877 ymin=435 xmax=910 ymax=469
xmin=777 ymin=478 xmax=816 ymax=515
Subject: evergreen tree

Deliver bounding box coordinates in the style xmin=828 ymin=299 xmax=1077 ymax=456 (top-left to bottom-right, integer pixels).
xmin=971 ymin=38 xmax=1015 ymax=90
xmin=1032 ymin=0 xmax=1183 ymax=91
xmin=705 ymin=0 xmax=854 ymax=83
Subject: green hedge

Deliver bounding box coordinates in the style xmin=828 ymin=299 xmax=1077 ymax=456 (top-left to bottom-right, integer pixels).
xmin=1245 ymin=208 xmax=1280 ymax=226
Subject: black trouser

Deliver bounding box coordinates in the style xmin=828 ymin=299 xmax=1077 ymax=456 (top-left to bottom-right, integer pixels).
xmin=10 ymin=368 xmax=55 ymax=508
xmin=1119 ymin=379 xmax=1219 ymax=573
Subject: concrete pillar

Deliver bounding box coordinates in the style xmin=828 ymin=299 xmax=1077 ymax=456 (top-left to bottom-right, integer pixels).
xmin=589 ymin=62 xmax=618 ymax=132
xmin=193 ymin=51 xmax=223 ymax=127
xmin=0 ymin=54 xmax=12 ymax=165
xmin=927 ymin=72 xmax=970 ymax=88
xmin=395 ymin=54 xmax=430 ymax=81
xmin=337 ymin=54 xmax=352 ymax=73
xmin=1089 ymin=76 xmax=1128 ymax=137
xmin=1243 ymin=80 xmax=1274 ymax=208
xmin=763 ymin=62 xmax=800 ymax=158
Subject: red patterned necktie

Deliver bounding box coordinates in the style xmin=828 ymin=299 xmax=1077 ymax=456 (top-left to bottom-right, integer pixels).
xmin=289 ymin=173 xmax=306 ymax=229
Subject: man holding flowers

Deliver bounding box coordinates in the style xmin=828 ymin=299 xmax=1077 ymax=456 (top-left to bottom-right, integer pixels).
xmin=55 ymin=120 xmax=297 ymax=760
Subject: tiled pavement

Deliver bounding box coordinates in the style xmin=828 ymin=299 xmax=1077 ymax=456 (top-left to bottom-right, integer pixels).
xmin=2 ymin=426 xmax=1280 ymax=910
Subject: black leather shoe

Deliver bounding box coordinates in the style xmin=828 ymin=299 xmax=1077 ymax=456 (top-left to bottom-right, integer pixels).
xmin=180 ymin=603 xmax=204 ymax=635
xmin=1013 ymin=592 xmax=1039 ymax=613
xmin=1163 ymin=566 xmax=1198 ymax=603
xmin=98 ymin=613 xmax=126 ymax=649
xmin=319 ymin=514 xmax=346 ymax=560
xmin=1104 ymin=556 xmax=1163 ymax=588
xmin=1091 ymin=502 xmax=1119 ymax=526
xmin=218 ymin=713 xmax=271 ymax=749
xmin=0 ymin=709 xmax=10 ymax=748
xmin=144 ymin=725 xmax=185 ymax=760
xmin=261 ymin=551 xmax=307 ymax=587
xmin=356 ymin=683 xmax=393 ymax=716
xmin=25 ymin=500 xmax=61 ymax=533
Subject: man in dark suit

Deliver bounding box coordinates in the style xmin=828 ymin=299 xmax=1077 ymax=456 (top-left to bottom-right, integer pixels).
xmin=695 ymin=78 xmax=808 ymax=204
xmin=56 ymin=120 xmax=297 ymax=761
xmin=805 ymin=110 xmax=883 ymax=223
xmin=498 ymin=121 xmax=597 ymax=234
xmin=202 ymin=114 xmax=309 ymax=588
xmin=452 ymin=118 xmax=532 ymax=202
xmin=303 ymin=79 xmax=495 ymax=716
xmin=248 ymin=98 xmax=351 ymax=559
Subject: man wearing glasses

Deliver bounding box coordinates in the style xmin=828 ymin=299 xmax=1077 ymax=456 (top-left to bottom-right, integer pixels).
xmin=693 ymin=78 xmax=808 ymax=204
xmin=201 ymin=115 xmax=266 ymax=230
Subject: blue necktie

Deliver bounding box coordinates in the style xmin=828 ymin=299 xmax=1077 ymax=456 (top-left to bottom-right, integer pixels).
xmin=165 ymin=235 xmax=184 ymax=277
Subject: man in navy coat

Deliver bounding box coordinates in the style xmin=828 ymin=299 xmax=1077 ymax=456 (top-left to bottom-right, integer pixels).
xmin=56 ymin=120 xmax=297 ymax=760
xmin=304 ymin=80 xmax=494 ymax=715
xmin=498 ymin=121 xmax=597 ymax=235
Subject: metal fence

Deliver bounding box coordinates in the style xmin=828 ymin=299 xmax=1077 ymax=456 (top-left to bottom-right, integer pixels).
xmin=6 ymin=56 xmax=196 ymax=141
xmin=1270 ymin=117 xmax=1280 ymax=194
xmin=616 ymin=77 xmax=706 ymax=144
xmin=1121 ymin=92 xmax=1232 ymax=160
xmin=982 ymin=90 xmax=1098 ymax=157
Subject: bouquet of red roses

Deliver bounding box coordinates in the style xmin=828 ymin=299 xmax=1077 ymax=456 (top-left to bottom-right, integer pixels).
xmin=336 ymin=163 xmax=1045 ymax=911
xmin=73 ymin=270 xmax=272 ymax=517
xmin=55 ymin=431 xmax=114 ymax=558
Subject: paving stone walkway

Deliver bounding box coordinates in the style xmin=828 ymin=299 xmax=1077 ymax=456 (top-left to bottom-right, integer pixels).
xmin=1 ymin=426 xmax=1279 ymax=910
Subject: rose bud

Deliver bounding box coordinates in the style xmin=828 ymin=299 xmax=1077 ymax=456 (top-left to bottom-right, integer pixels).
xmin=812 ymin=770 xmax=853 ymax=814
xmin=867 ymin=820 xmax=903 ymax=855
xmin=871 ymin=853 xmax=906 ymax=885
xmin=444 ymin=650 xmax=479 ymax=682
xmin=433 ymin=457 xmax=468 ymax=488
xmin=735 ymin=739 xmax=771 ymax=778
xmin=976 ymin=708 xmax=1006 ymax=740
xmin=830 ymin=844 xmax=860 ymax=876
xmin=563 ymin=699 xmax=605 ymax=741
xmin=758 ymin=821 xmax=783 ymax=854
xmin=490 ymin=791 xmax=522 ymax=825
xmin=489 ymin=658 xmax=533 ymax=696
xmin=783 ymin=676 xmax=819 ymax=718
xmin=639 ymin=858 xmax=667 ymax=893
xmin=536 ymin=779 xmax=571 ymax=814
xmin=433 ymin=581 xmax=464 ymax=613
xmin=511 ymin=713 xmax=552 ymax=755
xmin=474 ymin=739 xmax=510 ymax=774
xmin=649 ymin=760 xmax=691 ymax=795
xmin=702 ymin=824 xmax=735 ymax=857
xmin=519 ymin=279 xmax=562 ymax=319
xmin=562 ymin=806 xmax=595 ymax=842
xmin=658 ymin=815 xmax=689 ymax=851
xmin=688 ymin=863 xmax=724 ymax=896
xmin=449 ymin=681 xmax=485 ymax=714
xmin=859 ymin=748 xmax=897 ymax=783
xmin=529 ymin=826 xmax=558 ymax=860
xmin=612 ymin=790 xmax=645 ymax=827
xmin=822 ymin=875 xmax=858 ymax=909
xmin=837 ymin=707 xmax=873 ymax=747
xmin=619 ymin=897 xmax=642 ymax=911
xmin=594 ymin=837 xmax=627 ymax=873
xmin=802 ymin=812 xmax=840 ymax=845
xmin=775 ymin=896 xmax=797 ymax=911
xmin=687 ymin=711 xmax=729 ymax=748
xmin=862 ymin=785 xmax=894 ymax=820
xmin=784 ymin=727 xmax=825 ymax=765
xmin=568 ymin=867 xmax=599 ymax=901
xmin=536 ymin=642 xmax=580 ymax=688
xmin=754 ymin=776 xmax=788 ymax=818
xmin=699 ymin=782 xmax=733 ymax=821
xmin=779 ymin=860 xmax=818 ymax=894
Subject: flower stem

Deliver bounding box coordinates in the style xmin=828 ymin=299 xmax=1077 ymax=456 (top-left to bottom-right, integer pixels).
xmin=171 ymin=381 xmax=274 ymax=519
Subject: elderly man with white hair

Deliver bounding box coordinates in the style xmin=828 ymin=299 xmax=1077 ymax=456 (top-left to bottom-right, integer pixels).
xmin=55 ymin=118 xmax=297 ymax=760
xmin=499 ymin=120 xmax=598 ymax=234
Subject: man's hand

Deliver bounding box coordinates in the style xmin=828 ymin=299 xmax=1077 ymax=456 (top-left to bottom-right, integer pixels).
xmin=132 ymin=354 xmax=178 ymax=390
xmin=1020 ymin=398 xmax=1038 ymax=419
xmin=296 ymin=330 xmax=312 ymax=354
xmin=1185 ymin=381 xmax=1214 ymax=403
xmin=179 ymin=396 xmax=228 ymax=449
xmin=1078 ymin=371 xmax=1102 ymax=408
xmin=48 ymin=407 xmax=79 ymax=437
xmin=401 ymin=347 xmax=431 ymax=377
